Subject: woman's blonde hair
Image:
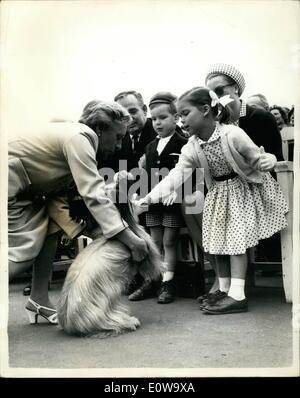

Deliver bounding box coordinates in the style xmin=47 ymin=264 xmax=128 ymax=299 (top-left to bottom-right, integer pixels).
xmin=79 ymin=100 xmax=130 ymax=134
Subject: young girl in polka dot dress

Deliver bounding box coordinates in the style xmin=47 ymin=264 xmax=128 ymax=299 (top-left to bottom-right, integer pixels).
xmin=138 ymin=87 xmax=288 ymax=315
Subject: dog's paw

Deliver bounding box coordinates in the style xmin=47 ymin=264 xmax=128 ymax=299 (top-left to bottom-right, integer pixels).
xmin=129 ymin=316 xmax=141 ymax=330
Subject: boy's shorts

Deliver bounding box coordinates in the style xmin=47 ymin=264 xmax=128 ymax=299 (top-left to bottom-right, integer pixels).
xmin=146 ymin=211 xmax=184 ymax=228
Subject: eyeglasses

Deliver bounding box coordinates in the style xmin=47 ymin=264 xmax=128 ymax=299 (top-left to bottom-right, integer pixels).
xmin=213 ymin=83 xmax=235 ymax=97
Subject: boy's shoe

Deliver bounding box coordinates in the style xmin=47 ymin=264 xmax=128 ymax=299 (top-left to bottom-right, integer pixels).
xmin=157 ymin=280 xmax=175 ymax=304
xmin=199 ymin=290 xmax=228 ymax=310
xmin=128 ymin=280 xmax=156 ymax=301
xmin=202 ymin=296 xmax=248 ymax=315
xmin=126 ymin=273 xmax=144 ymax=296
xmin=197 ymin=292 xmax=210 ymax=304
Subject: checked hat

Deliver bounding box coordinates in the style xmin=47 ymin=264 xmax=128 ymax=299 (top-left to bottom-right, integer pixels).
xmin=205 ymin=63 xmax=246 ymax=96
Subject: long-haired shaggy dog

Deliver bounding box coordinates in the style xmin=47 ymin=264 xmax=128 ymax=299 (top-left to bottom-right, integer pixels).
xmin=57 ymin=175 xmax=162 ymax=338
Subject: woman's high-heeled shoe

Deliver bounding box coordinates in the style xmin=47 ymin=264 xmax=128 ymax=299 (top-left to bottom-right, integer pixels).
xmin=25 ymin=298 xmax=58 ymax=325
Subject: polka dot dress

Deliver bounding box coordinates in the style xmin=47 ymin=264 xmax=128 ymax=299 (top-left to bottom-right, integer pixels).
xmin=199 ymin=126 xmax=289 ymax=255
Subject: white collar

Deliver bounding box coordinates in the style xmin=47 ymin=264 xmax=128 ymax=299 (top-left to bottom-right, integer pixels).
xmin=197 ymin=124 xmax=222 ymax=145
xmin=239 ymin=100 xmax=247 ymax=118
xmin=157 ymin=133 xmax=174 ymax=143
xmin=130 ymin=132 xmax=141 ymax=140
xmin=156 ymin=132 xmax=175 ymax=155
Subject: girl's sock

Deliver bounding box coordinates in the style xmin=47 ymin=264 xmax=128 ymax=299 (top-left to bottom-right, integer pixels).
xmin=162 ymin=271 xmax=174 ymax=282
xmin=228 ymin=278 xmax=246 ymax=301
xmin=218 ymin=277 xmax=231 ymax=293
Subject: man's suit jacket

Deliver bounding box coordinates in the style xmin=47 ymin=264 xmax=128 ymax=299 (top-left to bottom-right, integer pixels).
xmin=119 ymin=118 xmax=157 ymax=172
xmin=239 ymin=105 xmax=284 ymax=161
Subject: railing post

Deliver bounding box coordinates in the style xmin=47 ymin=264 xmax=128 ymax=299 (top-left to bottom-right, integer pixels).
xmin=275 ymin=161 xmax=294 ymax=303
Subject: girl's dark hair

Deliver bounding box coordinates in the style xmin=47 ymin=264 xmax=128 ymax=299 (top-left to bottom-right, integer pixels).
xmin=178 ymin=86 xmax=233 ymax=124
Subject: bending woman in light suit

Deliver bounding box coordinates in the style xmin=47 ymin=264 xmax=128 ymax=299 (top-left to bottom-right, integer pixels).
xmin=8 ymin=100 xmax=148 ymax=324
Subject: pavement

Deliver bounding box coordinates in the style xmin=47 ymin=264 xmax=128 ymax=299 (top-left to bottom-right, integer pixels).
xmin=5 ymin=273 xmax=294 ymax=375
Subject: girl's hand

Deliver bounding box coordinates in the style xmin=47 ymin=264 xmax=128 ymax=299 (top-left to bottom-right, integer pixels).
xmin=259 ymin=146 xmax=277 ymax=171
xmin=131 ymin=194 xmax=149 ymax=215
xmin=136 ymin=195 xmax=152 ymax=207
xmin=162 ymin=191 xmax=177 ymax=206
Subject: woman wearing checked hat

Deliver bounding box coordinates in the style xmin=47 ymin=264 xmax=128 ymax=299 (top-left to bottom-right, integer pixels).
xmin=205 ymin=63 xmax=283 ymax=161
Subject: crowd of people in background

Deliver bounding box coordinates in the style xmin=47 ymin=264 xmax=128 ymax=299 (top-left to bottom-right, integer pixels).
xmin=246 ymin=94 xmax=294 ymax=130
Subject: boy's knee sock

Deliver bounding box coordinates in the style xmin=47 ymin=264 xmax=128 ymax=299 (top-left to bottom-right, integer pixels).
xmin=218 ymin=277 xmax=231 ymax=293
xmin=161 ymin=262 xmax=175 ymax=282
xmin=228 ymin=278 xmax=246 ymax=301
xmin=162 ymin=271 xmax=175 ymax=282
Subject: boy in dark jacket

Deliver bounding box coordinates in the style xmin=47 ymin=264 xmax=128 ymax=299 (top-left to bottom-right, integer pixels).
xmin=139 ymin=92 xmax=187 ymax=304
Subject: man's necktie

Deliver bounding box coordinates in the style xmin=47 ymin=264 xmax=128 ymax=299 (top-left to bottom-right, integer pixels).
xmin=132 ymin=135 xmax=139 ymax=153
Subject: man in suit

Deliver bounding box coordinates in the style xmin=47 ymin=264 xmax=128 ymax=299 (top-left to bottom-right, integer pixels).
xmin=114 ymin=91 xmax=158 ymax=172
xmin=112 ymin=91 xmax=158 ymax=299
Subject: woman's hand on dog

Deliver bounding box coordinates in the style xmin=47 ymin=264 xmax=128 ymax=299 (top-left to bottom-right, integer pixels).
xmin=116 ymin=228 xmax=148 ymax=262
xmin=130 ymin=237 xmax=148 ymax=262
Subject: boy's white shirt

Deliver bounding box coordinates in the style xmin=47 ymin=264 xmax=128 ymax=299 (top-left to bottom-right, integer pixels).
xmin=137 ymin=132 xmax=175 ymax=168
xmin=156 ymin=132 xmax=175 ymax=155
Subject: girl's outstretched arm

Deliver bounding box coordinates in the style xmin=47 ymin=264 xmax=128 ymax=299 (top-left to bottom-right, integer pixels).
xmin=141 ymin=141 xmax=197 ymax=204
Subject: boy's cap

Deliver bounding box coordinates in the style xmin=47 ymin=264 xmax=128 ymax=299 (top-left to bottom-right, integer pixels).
xmin=205 ymin=63 xmax=246 ymax=96
xmin=149 ymin=92 xmax=177 ymax=107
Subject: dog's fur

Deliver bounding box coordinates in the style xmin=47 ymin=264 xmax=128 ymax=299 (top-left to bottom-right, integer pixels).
xmin=57 ymin=179 xmax=162 ymax=338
